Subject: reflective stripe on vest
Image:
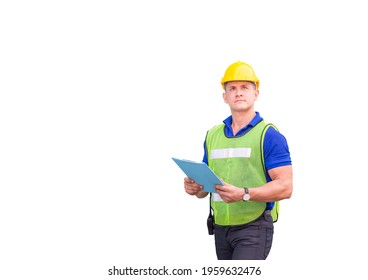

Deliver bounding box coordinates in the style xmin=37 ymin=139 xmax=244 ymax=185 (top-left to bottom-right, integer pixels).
xmin=210 ymin=148 xmax=252 ymax=159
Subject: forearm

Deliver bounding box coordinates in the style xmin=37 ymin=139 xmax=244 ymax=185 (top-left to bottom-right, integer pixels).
xmin=249 ymin=177 xmax=293 ymax=202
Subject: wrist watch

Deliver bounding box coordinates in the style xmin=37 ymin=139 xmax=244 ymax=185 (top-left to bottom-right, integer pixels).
xmin=243 ymin=187 xmax=250 ymax=201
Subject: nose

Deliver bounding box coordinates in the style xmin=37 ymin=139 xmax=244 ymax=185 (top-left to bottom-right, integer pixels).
xmin=235 ymin=89 xmax=243 ymax=96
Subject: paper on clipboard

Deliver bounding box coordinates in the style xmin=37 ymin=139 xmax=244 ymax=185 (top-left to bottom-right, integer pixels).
xmin=172 ymin=157 xmax=223 ymax=193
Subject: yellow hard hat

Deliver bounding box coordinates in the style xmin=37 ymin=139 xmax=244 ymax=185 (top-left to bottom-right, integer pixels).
xmin=221 ymin=61 xmax=260 ymax=90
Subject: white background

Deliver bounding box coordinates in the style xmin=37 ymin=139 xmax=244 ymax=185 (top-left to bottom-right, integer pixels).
xmin=1 ymin=0 xmax=367 ymax=279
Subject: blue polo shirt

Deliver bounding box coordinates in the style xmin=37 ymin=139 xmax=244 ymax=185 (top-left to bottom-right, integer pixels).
xmin=203 ymin=112 xmax=292 ymax=210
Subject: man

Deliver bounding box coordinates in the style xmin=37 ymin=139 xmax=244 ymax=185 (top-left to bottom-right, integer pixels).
xmin=184 ymin=61 xmax=293 ymax=260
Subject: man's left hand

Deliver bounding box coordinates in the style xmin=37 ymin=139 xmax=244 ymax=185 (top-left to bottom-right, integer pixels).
xmin=214 ymin=181 xmax=244 ymax=203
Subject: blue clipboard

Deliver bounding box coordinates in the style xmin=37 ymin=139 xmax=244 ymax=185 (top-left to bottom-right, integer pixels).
xmin=172 ymin=157 xmax=223 ymax=193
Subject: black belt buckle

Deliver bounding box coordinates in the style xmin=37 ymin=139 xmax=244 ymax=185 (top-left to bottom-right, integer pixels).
xmin=264 ymin=210 xmax=271 ymax=215
xmin=263 ymin=210 xmax=272 ymax=221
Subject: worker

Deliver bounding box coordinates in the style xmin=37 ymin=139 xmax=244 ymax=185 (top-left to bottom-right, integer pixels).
xmin=184 ymin=61 xmax=293 ymax=260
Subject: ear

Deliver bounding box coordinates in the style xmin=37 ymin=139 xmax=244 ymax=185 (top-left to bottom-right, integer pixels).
xmin=254 ymin=89 xmax=259 ymax=100
xmin=222 ymin=92 xmax=228 ymax=104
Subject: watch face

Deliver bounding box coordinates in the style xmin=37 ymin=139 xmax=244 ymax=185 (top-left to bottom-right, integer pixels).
xmin=243 ymin=188 xmax=250 ymax=201
xmin=243 ymin=194 xmax=250 ymax=201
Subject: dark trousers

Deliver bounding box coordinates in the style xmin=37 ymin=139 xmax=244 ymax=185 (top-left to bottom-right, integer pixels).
xmin=214 ymin=210 xmax=274 ymax=260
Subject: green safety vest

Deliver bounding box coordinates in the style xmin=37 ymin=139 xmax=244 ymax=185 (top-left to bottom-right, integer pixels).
xmin=206 ymin=120 xmax=279 ymax=226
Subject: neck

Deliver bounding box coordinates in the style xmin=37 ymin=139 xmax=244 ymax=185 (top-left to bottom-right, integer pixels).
xmin=231 ymin=110 xmax=256 ymax=135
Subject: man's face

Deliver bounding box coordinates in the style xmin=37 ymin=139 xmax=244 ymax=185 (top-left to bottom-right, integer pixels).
xmin=223 ymin=81 xmax=259 ymax=112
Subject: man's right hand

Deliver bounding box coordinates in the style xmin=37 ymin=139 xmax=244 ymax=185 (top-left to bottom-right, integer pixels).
xmin=184 ymin=177 xmax=208 ymax=198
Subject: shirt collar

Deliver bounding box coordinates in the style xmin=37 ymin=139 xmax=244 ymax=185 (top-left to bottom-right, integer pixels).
xmin=223 ymin=111 xmax=263 ymax=137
